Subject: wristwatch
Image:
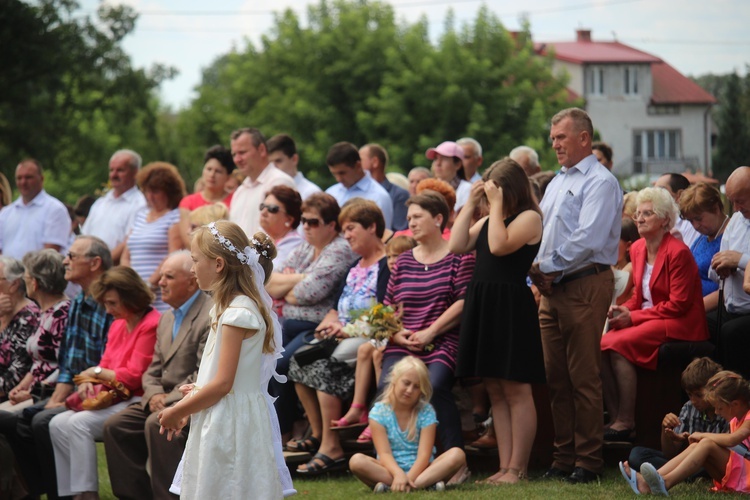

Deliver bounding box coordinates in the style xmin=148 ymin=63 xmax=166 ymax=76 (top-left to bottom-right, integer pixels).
xmin=93 ymin=366 xmax=102 ymax=376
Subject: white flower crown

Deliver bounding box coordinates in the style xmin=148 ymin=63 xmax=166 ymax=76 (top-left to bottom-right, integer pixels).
xmin=207 ymin=222 xmax=269 ymax=265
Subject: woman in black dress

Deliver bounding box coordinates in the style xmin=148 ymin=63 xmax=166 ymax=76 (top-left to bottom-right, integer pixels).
xmin=449 ymin=158 xmax=545 ymax=484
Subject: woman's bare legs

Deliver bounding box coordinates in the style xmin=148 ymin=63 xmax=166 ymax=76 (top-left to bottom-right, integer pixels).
xmin=483 ymin=378 xmax=511 ymax=483
xmin=609 ymin=352 xmax=637 ymax=431
xmin=337 ymin=343 xmax=375 ymax=425
xmin=495 ymin=380 xmax=536 ymax=484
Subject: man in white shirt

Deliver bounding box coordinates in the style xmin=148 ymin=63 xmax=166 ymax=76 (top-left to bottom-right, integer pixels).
xmin=267 ymin=133 xmax=321 ymax=201
xmin=0 ymin=159 xmax=70 ymax=259
xmin=81 ymin=149 xmax=146 ymax=264
xmin=457 ymin=137 xmax=484 ymax=182
xmin=229 ymin=128 xmax=296 ymax=236
xmin=654 ymin=173 xmax=700 ymax=248
xmin=709 ymin=166 xmax=750 ymax=377
xmin=324 ymin=142 xmax=393 ymax=228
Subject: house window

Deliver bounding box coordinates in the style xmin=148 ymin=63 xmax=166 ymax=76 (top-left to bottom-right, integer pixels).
xmin=587 ymin=67 xmax=604 ymax=95
xmin=624 ymin=66 xmax=639 ymax=95
xmin=633 ymin=129 xmax=681 ymax=173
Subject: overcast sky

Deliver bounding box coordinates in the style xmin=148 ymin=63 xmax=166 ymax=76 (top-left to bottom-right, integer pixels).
xmin=79 ymin=0 xmax=750 ymax=109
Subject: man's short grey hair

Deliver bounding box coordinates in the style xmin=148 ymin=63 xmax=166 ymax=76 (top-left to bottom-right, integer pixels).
xmin=110 ymin=149 xmax=142 ymax=170
xmin=509 ymin=146 xmax=540 ymax=168
xmin=0 ymin=256 xmax=26 ymax=295
xmin=409 ymin=166 xmax=432 ymax=177
xmin=76 ymin=235 xmax=113 ymax=270
xmin=167 ymin=250 xmax=193 ymax=273
xmin=23 ymin=249 xmax=67 ymax=295
xmin=457 ymin=137 xmax=482 ymax=158
xmin=636 ymin=187 xmax=680 ymax=231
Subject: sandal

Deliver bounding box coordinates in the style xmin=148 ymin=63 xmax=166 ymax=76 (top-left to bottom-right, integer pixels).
xmin=296 ymin=452 xmax=347 ymax=475
xmin=331 ymin=403 xmax=369 ymax=429
xmin=357 ymin=425 xmax=372 ymax=443
xmin=286 ymin=435 xmax=320 ymax=453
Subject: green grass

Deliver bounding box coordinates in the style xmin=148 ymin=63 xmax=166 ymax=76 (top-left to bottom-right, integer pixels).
xmin=86 ymin=444 xmax=726 ymax=499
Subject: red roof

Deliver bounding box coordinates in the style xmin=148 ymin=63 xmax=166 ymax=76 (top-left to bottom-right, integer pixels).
xmin=535 ymin=41 xmax=660 ymax=64
xmin=651 ymin=62 xmax=717 ymax=104
xmin=536 ymin=31 xmax=716 ymax=105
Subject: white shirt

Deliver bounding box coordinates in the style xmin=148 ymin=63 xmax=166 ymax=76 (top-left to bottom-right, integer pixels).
xmin=455 ymin=180 xmax=473 ymax=211
xmin=81 ymin=186 xmax=147 ymax=250
xmin=0 ymin=190 xmax=71 ymax=259
xmin=708 ymin=212 xmax=750 ymax=314
xmin=294 ymin=172 xmax=322 ymax=201
xmin=230 ymin=164 xmax=296 ymax=237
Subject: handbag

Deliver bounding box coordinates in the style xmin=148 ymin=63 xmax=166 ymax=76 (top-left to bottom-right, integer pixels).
xmin=65 ymin=374 xmax=132 ymax=412
xmin=292 ymin=331 xmax=338 ymax=367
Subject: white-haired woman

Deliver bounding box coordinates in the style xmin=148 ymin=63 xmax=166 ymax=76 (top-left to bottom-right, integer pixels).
xmin=601 ymin=187 xmax=708 ymax=441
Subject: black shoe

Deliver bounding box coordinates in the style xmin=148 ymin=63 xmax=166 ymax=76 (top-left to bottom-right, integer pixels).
xmin=540 ymin=467 xmax=570 ymax=480
xmin=604 ymin=427 xmax=635 ymax=442
xmin=564 ymin=467 xmax=600 ymax=484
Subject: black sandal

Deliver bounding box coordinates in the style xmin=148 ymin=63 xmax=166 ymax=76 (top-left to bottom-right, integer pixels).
xmin=296 ymin=452 xmax=347 ymax=475
xmin=286 ymin=435 xmax=320 ymax=453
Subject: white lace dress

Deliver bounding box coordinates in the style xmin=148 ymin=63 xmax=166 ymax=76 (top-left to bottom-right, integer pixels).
xmin=172 ymin=295 xmax=295 ymax=499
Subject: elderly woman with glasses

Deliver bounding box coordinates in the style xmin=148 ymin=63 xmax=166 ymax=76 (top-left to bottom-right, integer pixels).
xmin=601 ymin=187 xmax=708 ymax=442
xmin=0 ymin=257 xmax=41 ymax=402
xmin=266 ymin=192 xmax=357 ymax=443
xmin=259 ymin=185 xmax=304 ymax=270
xmin=0 ymin=251 xmax=69 ymax=412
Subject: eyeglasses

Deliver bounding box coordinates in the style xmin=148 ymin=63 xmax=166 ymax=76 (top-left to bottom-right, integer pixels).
xmin=300 ymin=217 xmax=321 ymax=228
xmin=259 ymin=203 xmax=285 ymax=214
xmin=631 ymin=210 xmax=656 ymax=220
xmin=66 ymin=251 xmax=93 ymax=261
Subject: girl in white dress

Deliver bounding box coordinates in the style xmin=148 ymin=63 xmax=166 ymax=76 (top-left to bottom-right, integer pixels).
xmin=158 ymin=221 xmax=295 ymax=499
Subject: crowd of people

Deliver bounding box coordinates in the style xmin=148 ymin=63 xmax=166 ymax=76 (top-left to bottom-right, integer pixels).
xmin=0 ymin=106 xmax=749 ymax=498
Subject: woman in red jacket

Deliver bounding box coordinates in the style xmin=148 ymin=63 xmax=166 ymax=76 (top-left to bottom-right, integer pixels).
xmin=601 ymin=187 xmax=708 ymax=442
xmin=49 ymin=267 xmax=159 ymax=500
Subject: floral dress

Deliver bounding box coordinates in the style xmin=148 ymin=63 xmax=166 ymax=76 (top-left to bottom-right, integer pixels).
xmin=26 ymin=299 xmax=70 ymax=394
xmin=0 ymin=303 xmax=41 ymax=396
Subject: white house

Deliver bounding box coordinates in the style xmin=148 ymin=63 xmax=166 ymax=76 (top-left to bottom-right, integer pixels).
xmin=537 ymin=30 xmax=716 ymax=177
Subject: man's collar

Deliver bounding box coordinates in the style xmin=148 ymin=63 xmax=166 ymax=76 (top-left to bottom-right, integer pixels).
xmin=173 ymin=289 xmax=202 ymax=316
xmin=562 ymin=154 xmax=596 ymax=175
xmin=18 ymin=189 xmax=46 ymax=207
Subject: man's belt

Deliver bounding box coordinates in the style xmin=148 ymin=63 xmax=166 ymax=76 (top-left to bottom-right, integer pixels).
xmin=556 ymin=264 xmax=610 ymax=286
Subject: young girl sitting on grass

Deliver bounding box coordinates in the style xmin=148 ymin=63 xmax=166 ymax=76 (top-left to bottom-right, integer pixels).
xmin=620 ymin=370 xmax=750 ymax=495
xmin=348 ymin=356 xmax=465 ymax=493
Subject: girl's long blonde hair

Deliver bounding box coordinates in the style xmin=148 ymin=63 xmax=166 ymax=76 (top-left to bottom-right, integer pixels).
xmin=379 ymin=356 xmax=432 ymax=442
xmin=192 ymin=221 xmax=277 ymax=354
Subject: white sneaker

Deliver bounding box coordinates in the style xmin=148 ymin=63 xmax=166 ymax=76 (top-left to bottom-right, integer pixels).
xmin=373 ymin=482 xmax=390 ymax=493
xmin=432 ymin=481 xmax=446 ymax=491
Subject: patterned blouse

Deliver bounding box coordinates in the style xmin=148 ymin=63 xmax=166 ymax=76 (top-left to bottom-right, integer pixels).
xmin=27 ymin=299 xmax=70 ymax=389
xmin=0 ymin=302 xmax=41 ymax=395
xmin=281 ymin=236 xmax=357 ymax=323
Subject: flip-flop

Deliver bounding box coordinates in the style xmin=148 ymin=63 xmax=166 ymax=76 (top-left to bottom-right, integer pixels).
xmin=619 ymin=461 xmax=640 ymax=495
xmin=640 ymin=463 xmax=669 ymax=496
xmin=296 ymin=452 xmax=347 ymax=475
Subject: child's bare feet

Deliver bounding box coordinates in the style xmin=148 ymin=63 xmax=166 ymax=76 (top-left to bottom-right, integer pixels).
xmin=621 ymin=461 xmax=651 ymax=494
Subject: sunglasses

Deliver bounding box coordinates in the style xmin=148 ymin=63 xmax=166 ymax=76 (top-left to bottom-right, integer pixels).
xmin=259 ymin=203 xmax=284 ymax=214
xmin=300 ymin=217 xmax=321 ymax=228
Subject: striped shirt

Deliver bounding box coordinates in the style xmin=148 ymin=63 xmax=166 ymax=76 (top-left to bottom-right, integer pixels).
xmin=383 ymin=250 xmax=475 ymax=370
xmin=675 ymin=401 xmax=728 ymax=435
xmin=56 ymin=292 xmax=113 ymax=384
xmin=127 ymin=208 xmax=181 ymax=312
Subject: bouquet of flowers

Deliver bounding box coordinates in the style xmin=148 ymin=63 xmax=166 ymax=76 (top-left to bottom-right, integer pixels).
xmin=342 ymin=303 xmax=403 ymax=346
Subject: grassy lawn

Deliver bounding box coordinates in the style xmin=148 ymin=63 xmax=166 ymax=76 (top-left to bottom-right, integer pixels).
xmin=85 ymin=444 xmax=725 ymax=499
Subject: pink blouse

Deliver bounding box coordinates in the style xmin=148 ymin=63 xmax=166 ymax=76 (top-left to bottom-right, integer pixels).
xmin=98 ymin=308 xmax=160 ymax=396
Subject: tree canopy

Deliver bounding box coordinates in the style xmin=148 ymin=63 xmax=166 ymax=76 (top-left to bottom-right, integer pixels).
xmin=0 ymin=0 xmax=174 ymax=202
xmin=173 ymin=0 xmax=575 ymax=188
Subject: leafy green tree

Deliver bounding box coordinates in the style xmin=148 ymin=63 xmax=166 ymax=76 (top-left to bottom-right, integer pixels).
xmin=0 ymin=0 xmax=174 ymax=203
xmin=177 ymin=0 xmax=573 ymax=189
xmin=713 ymin=72 xmax=750 ymax=179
